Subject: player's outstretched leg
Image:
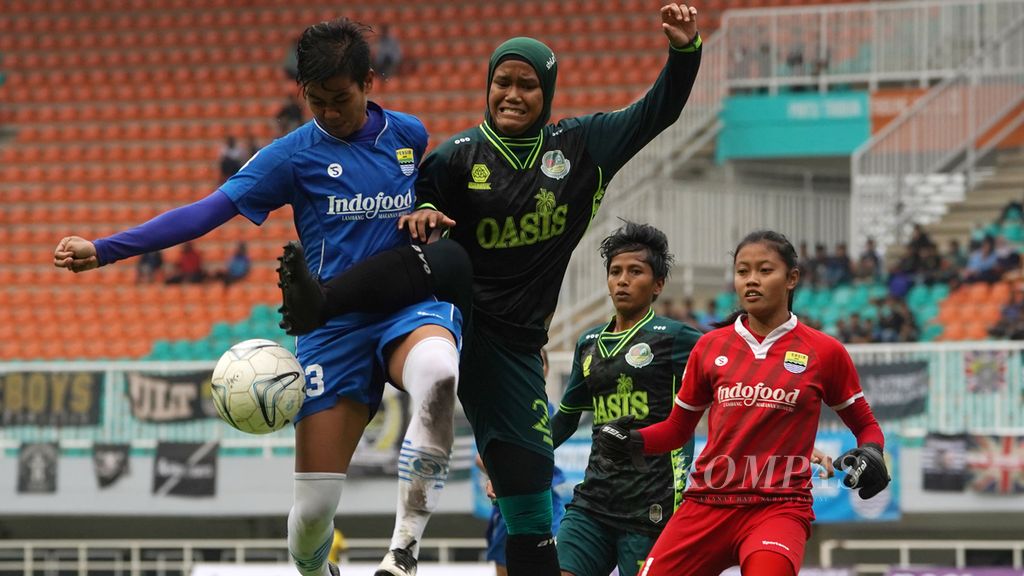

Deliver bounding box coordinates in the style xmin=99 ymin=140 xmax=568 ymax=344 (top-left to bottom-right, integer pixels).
xmin=377 ymin=336 xmax=460 ymax=576
xmin=277 ymin=241 xmax=328 ymax=335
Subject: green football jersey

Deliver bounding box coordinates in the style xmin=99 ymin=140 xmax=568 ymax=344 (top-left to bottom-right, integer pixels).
xmin=559 ymin=311 xmax=701 ymax=535
xmin=415 ymin=44 xmax=702 ymax=349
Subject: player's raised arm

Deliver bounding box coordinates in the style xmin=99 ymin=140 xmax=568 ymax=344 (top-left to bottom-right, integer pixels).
xmin=577 ymin=3 xmax=703 ymax=180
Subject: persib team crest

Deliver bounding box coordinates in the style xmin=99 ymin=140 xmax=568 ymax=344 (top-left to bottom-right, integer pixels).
xmin=540 ymin=150 xmax=570 ymax=180
xmin=396 ymin=148 xmax=415 ymax=176
xmin=784 ymin=351 xmax=808 ymax=374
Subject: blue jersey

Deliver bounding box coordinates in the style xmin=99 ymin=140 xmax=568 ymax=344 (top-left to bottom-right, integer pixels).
xmin=220 ymin=102 xmax=426 ymax=280
xmin=220 ymin=103 xmax=460 ymax=419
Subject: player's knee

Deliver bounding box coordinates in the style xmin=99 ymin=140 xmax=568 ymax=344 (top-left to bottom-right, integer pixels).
xmin=404 ymin=337 xmax=459 ymax=393
xmin=289 ymin=473 xmax=345 ymax=535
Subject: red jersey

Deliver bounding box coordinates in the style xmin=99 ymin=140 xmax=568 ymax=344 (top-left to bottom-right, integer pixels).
xmin=678 ymin=314 xmax=863 ymax=504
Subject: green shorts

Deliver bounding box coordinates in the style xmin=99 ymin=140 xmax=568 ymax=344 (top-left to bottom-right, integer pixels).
xmin=457 ymin=326 xmax=552 ymax=459
xmin=556 ymin=507 xmax=658 ymax=576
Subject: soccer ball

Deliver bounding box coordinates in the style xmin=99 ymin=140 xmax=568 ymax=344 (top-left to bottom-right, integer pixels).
xmin=210 ymin=339 xmax=306 ymax=434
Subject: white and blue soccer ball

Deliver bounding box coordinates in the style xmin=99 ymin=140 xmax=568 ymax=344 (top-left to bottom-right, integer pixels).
xmin=210 ymin=339 xmax=305 ymax=435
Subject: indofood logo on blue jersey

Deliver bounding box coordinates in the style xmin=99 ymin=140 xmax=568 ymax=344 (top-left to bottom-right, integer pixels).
xmin=325 ymin=189 xmax=414 ymax=221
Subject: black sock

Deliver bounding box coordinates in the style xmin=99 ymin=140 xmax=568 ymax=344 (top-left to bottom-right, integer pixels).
xmin=320 ymin=239 xmax=472 ymax=318
xmin=505 ymin=533 xmax=559 ymax=576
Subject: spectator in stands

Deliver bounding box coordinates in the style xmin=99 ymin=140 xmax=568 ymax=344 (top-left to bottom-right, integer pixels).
xmin=372 ymin=25 xmax=403 ymax=78
xmin=963 ymin=235 xmax=1001 ymax=284
xmin=676 ymin=297 xmax=702 ymax=330
xmin=805 ymin=242 xmax=829 ymax=288
xmin=165 ymin=242 xmax=206 ymax=284
xmin=275 ymin=93 xmax=304 ymax=136
xmin=824 ymin=242 xmax=853 ymax=287
xmin=218 ymin=136 xmax=247 ymax=183
xmin=282 ymin=35 xmax=299 ymax=81
xmin=696 ymin=298 xmax=719 ymax=332
xmin=875 ymin=295 xmax=918 ymax=343
xmin=886 ymin=245 xmax=918 ymax=299
xmin=915 ymin=243 xmax=944 ymax=286
xmin=855 ymin=236 xmax=882 ymax=284
xmin=908 ymin=223 xmax=935 ymax=253
xmin=246 ymin=135 xmax=261 ymax=158
xmin=136 ymin=250 xmax=163 ymax=284
xmin=999 ymin=199 xmax=1024 ymax=227
xmin=845 ymin=312 xmax=873 ymax=343
xmin=990 ymin=286 xmax=1024 ymax=339
xmin=835 ymin=317 xmax=851 ymax=342
xmin=994 ymin=236 xmax=1022 ymax=279
xmin=945 ymin=238 xmax=968 ymax=271
xmin=215 ymin=241 xmax=251 ymax=287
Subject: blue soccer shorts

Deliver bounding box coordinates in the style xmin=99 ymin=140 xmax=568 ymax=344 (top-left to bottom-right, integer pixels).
xmin=293 ymin=299 xmax=462 ymax=421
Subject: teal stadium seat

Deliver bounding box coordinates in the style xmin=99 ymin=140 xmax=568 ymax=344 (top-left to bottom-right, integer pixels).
xmin=907 ymin=284 xmax=931 ymax=309
xmin=922 ymin=323 xmax=944 ymax=342
xmin=793 ymin=287 xmax=812 ymax=310
xmin=915 ymin=303 xmax=940 ymax=324
xmin=850 ymin=283 xmax=873 ymax=310
xmin=714 ymin=291 xmax=737 ymax=315
xmin=830 ymin=285 xmax=854 ymax=310
xmin=811 ymin=288 xmax=834 ymax=310
xmin=929 ymin=283 xmax=951 ymax=303
xmin=1001 ymin=222 xmax=1024 ymax=244
xmin=868 ymin=283 xmax=889 ymax=302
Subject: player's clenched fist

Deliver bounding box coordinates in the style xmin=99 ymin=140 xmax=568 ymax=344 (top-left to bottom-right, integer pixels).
xmin=595 ymin=415 xmax=649 ymax=471
xmin=53 ymin=235 xmax=99 ymax=273
xmin=661 ymin=3 xmax=699 ymax=49
xmin=837 ymin=443 xmax=890 ymax=500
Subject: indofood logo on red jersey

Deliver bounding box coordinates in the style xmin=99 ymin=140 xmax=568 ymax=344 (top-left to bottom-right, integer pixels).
xmin=717 ymin=382 xmax=800 ymax=411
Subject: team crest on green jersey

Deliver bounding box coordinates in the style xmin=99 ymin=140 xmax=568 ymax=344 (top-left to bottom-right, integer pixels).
xmin=582 ymin=354 xmax=593 ymax=377
xmin=469 ymin=163 xmax=492 ymax=190
xmin=396 ymin=148 xmax=415 ymax=176
xmin=625 ymin=343 xmax=654 ymax=368
xmin=540 ymin=150 xmax=570 ymax=180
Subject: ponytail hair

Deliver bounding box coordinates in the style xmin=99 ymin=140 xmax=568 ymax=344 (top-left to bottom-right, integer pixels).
xmin=713 ymin=230 xmax=800 ymax=329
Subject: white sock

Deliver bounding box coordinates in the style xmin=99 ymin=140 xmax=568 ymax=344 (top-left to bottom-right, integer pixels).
xmin=389 ymin=336 xmax=459 ymax=556
xmin=288 ymin=472 xmax=345 ymax=576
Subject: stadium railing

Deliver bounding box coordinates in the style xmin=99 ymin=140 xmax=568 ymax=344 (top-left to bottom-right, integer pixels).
xmin=820 ymin=539 xmax=1024 ymax=574
xmin=0 ymin=538 xmax=487 ymax=576
xmin=2 ymin=338 xmax=1022 ymax=449
xmin=851 ymin=11 xmax=1024 ymax=257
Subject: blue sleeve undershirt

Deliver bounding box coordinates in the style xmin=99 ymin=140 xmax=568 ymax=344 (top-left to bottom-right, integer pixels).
xmin=93 ymin=190 xmax=239 ymax=266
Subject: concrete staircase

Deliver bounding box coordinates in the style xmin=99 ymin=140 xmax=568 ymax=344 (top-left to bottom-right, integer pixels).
xmin=880 ymin=149 xmax=1024 ymax=270
xmin=920 ymin=150 xmax=1024 ymax=250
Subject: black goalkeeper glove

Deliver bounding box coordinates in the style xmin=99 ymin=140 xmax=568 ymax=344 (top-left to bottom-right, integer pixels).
xmin=836 ymin=442 xmax=890 ymax=500
xmin=595 ymin=415 xmax=649 ymax=472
